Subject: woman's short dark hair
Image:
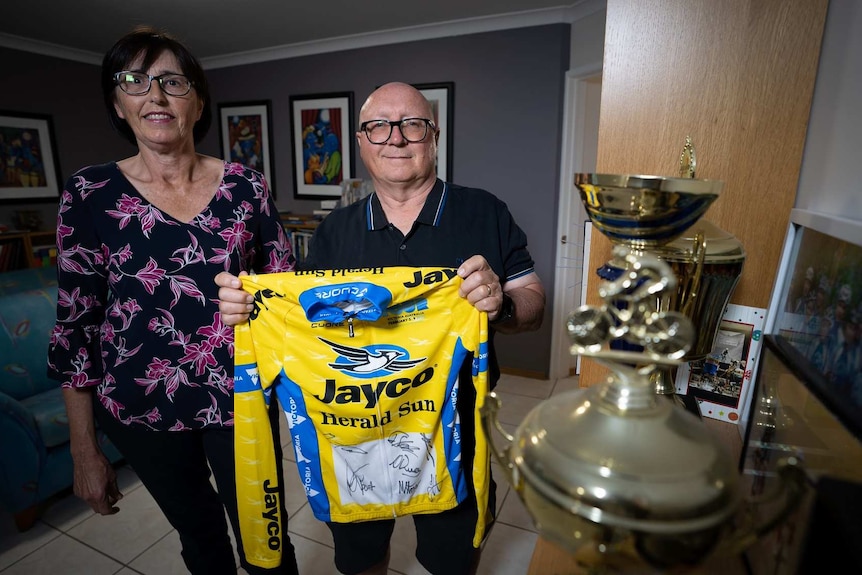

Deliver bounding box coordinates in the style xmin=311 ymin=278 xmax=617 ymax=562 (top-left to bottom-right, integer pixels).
xmin=101 ymin=26 xmax=212 ymax=146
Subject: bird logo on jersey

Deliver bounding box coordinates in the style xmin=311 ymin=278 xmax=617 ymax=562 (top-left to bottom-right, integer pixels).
xmin=320 ymin=337 xmax=426 ymax=378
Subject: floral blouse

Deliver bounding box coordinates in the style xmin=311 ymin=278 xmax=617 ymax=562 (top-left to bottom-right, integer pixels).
xmin=47 ymin=161 xmax=295 ymax=430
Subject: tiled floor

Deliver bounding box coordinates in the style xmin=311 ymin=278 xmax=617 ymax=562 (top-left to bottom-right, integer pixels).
xmin=0 ymin=374 xmax=578 ymax=575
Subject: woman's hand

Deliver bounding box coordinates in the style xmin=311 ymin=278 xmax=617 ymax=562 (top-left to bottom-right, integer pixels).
xmin=216 ymin=271 xmax=253 ymax=326
xmin=72 ymin=449 xmax=122 ymax=515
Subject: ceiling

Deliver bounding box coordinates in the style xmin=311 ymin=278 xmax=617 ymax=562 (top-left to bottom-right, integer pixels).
xmin=0 ymin=0 xmax=600 ymax=68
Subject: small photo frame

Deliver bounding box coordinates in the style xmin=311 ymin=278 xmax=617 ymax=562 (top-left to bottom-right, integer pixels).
xmin=0 ymin=111 xmax=62 ymax=201
xmin=675 ymin=303 xmax=766 ymax=423
xmin=414 ymin=82 xmax=453 ymax=182
xmin=218 ymin=101 xmax=276 ymax=195
xmin=289 ymin=92 xmax=354 ymax=200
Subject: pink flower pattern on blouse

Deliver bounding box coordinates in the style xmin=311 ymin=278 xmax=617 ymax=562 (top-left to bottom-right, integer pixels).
xmin=47 ymin=162 xmax=295 ymax=430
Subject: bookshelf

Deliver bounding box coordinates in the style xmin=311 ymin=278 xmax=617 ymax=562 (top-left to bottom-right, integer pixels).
xmin=279 ymin=213 xmax=320 ymax=265
xmin=0 ymin=230 xmax=57 ymax=272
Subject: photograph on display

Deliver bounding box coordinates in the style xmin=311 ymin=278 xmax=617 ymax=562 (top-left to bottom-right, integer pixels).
xmin=413 ymin=83 xmax=453 ymax=182
xmin=0 ymin=111 xmax=61 ymax=201
xmin=289 ymin=92 xmax=354 ymax=200
xmin=675 ymin=303 xmax=766 ymax=423
xmin=218 ymin=101 xmax=276 ymax=195
xmin=768 ymin=210 xmax=862 ymax=437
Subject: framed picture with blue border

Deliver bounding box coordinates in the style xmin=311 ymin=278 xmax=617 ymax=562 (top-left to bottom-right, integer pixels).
xmin=289 ymin=92 xmax=354 ymax=200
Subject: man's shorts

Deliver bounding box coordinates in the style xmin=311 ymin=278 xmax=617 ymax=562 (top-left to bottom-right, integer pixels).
xmin=326 ymin=475 xmax=497 ymax=575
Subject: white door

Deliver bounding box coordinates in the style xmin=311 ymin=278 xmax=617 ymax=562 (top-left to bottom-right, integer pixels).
xmin=549 ymin=67 xmax=602 ymax=380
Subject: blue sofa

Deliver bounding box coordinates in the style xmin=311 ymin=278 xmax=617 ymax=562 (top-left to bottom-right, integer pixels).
xmin=0 ymin=266 xmax=122 ymax=530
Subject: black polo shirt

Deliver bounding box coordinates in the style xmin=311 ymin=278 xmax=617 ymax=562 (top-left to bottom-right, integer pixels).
xmin=303 ymin=179 xmax=534 ymax=279
xmin=302 ymin=179 xmax=536 ymax=386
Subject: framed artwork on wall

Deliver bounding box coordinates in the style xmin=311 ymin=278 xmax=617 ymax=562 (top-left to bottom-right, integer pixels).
xmin=218 ymin=101 xmax=276 ymax=196
xmin=0 ymin=111 xmax=62 ymax=202
xmin=289 ymin=92 xmax=354 ymax=200
xmin=413 ymin=82 xmax=454 ymax=182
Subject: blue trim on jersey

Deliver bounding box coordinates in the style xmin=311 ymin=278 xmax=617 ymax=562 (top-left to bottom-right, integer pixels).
xmin=474 ymin=339 xmax=489 ymax=377
xmin=298 ymin=282 xmax=393 ymax=322
xmin=233 ymin=362 xmax=259 ymax=393
xmin=443 ymin=339 xmax=470 ymax=502
xmin=273 ymin=371 xmax=331 ymax=521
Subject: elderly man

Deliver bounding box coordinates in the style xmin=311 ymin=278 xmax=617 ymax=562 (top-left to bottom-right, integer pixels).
xmin=217 ymin=82 xmax=544 ymax=575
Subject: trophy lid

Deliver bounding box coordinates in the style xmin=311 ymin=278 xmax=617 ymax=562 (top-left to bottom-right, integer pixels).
xmin=511 ymin=384 xmax=740 ymax=533
xmin=653 ymin=219 xmax=746 ymax=263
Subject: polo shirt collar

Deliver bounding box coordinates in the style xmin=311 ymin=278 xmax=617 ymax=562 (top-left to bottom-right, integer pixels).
xmin=366 ymin=179 xmax=447 ymax=231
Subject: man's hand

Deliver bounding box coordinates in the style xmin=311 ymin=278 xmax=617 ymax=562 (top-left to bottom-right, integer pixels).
xmin=216 ymin=271 xmax=252 ymax=326
xmin=457 ymin=255 xmax=504 ymax=319
xmin=457 ymin=255 xmax=545 ymax=333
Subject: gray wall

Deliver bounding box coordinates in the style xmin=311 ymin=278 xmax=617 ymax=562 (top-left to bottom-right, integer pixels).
xmin=0 ymin=23 xmax=570 ymax=377
xmin=795 ymin=0 xmax=861 ymax=221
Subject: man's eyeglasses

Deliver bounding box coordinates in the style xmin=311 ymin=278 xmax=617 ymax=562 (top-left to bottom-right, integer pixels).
xmin=360 ymin=118 xmax=436 ymax=144
xmin=113 ymin=71 xmax=194 ymax=97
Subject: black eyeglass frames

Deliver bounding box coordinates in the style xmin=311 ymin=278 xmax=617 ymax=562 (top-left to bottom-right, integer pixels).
xmin=113 ymin=71 xmax=194 ymax=97
xmin=359 ymin=118 xmax=436 ymax=144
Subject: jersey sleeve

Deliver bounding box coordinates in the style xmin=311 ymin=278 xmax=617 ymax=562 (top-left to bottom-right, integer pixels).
xmin=233 ymin=273 xmax=290 ymax=568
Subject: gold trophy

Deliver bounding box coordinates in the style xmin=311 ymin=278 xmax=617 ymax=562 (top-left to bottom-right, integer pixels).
xmin=481 ymin=154 xmax=805 ymax=570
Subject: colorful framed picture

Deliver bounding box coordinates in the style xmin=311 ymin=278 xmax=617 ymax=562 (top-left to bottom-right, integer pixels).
xmin=675 ymin=303 xmax=767 ymax=423
xmin=414 ymin=82 xmax=453 ymax=182
xmin=759 ymin=208 xmax=862 ymax=439
xmin=289 ymin=92 xmax=354 ymax=200
xmin=0 ymin=111 xmax=62 ymax=202
xmin=218 ymin=101 xmax=276 ymax=195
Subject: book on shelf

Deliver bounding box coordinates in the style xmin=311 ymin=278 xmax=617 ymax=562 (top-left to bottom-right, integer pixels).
xmin=279 ymin=212 xmax=321 ymax=225
xmin=288 ymin=229 xmax=315 ymax=261
xmin=31 ymin=244 xmax=58 ymax=268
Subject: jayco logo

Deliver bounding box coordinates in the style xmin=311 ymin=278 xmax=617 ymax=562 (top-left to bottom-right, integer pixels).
xmin=260 ymin=479 xmax=281 ymax=551
xmin=402 ymin=268 xmax=458 ymax=288
xmin=319 ymin=338 xmax=425 ymax=379
xmin=315 ymin=366 xmax=435 ymax=408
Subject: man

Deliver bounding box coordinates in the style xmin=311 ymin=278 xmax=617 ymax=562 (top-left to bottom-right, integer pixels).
xmin=217 ymin=82 xmax=545 ymax=575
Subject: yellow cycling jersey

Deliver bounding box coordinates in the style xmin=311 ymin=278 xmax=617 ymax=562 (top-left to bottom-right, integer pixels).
xmin=233 ymin=267 xmax=490 ymax=568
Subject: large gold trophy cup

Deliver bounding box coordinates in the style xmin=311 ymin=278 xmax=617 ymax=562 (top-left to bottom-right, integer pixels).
xmin=481 ymin=166 xmax=804 ymax=571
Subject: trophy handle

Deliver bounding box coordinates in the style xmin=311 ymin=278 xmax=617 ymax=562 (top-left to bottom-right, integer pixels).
xmin=480 ymin=392 xmax=517 ymax=484
xmin=679 ymin=230 xmax=707 ymax=319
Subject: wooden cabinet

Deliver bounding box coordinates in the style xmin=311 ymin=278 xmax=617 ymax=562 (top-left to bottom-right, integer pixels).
xmin=0 ymin=230 xmax=56 ymax=271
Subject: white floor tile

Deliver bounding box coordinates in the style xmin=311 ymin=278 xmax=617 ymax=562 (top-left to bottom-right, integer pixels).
xmin=495 ymin=374 xmax=555 ymax=399
xmin=127 ymin=530 xmax=187 ymax=575
xmin=0 ymin=532 xmax=123 ymax=575
xmin=292 ymin=534 xmax=339 ymax=574
xmin=491 ymin=390 xmax=544 ymax=427
xmin=552 ymin=375 xmax=581 ymax=395
xmin=66 ymin=483 xmax=172 ymax=564
xmin=286 ymin=504 xmax=332 ymax=547
xmin=0 ymin=518 xmax=62 ymax=571
xmin=495 ymin=485 xmax=537 ymax=533
xmin=477 ymin=523 xmax=537 ymax=575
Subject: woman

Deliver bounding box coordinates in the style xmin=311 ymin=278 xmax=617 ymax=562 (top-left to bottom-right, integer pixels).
xmin=47 ymin=27 xmax=299 ymax=575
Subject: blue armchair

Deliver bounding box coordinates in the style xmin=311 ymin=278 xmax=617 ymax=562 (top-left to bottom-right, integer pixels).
xmin=0 ymin=267 xmax=122 ymax=530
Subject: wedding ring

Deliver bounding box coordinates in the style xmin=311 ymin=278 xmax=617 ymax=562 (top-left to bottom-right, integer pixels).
xmin=486 ymin=284 xmax=492 ymax=297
